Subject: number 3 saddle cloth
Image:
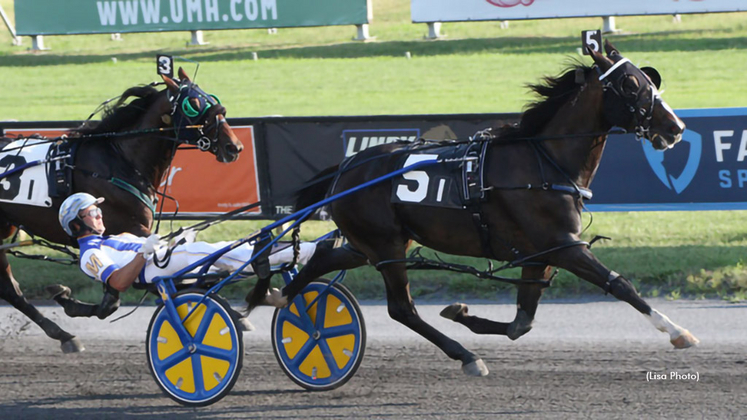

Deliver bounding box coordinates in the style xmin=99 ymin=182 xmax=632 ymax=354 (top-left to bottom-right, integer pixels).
xmin=0 ymin=137 xmax=74 ymax=207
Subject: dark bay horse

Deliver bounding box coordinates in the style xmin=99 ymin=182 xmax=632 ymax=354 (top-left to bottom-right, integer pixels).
xmin=0 ymin=68 xmax=243 ymax=353
xmin=249 ymin=41 xmax=698 ymax=376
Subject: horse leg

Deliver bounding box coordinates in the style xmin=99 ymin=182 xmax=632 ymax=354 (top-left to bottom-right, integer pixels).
xmin=244 ymin=242 xmax=367 ymax=312
xmin=377 ymin=249 xmax=488 ymax=377
xmin=0 ymin=253 xmax=84 ymax=353
xmin=281 ymin=244 xmax=367 ymax=303
xmin=47 ymin=284 xmax=121 ymax=320
xmin=553 ymin=245 xmax=699 ymax=349
xmin=507 ymin=265 xmax=553 ymax=339
xmin=440 ymin=265 xmax=552 ymax=340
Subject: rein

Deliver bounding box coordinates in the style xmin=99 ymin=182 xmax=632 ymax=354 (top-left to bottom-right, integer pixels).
xmin=3 ymin=227 xmax=79 ymax=265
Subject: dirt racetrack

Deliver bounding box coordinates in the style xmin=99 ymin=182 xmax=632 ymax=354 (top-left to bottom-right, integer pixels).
xmin=0 ymin=299 xmax=745 ymax=419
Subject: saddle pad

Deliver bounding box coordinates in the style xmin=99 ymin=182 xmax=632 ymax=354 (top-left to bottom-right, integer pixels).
xmin=0 ymin=138 xmax=54 ymax=207
xmin=391 ymin=142 xmax=485 ymax=209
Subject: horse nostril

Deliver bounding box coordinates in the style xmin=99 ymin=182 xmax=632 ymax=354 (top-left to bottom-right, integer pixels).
xmin=226 ymin=144 xmax=239 ymax=155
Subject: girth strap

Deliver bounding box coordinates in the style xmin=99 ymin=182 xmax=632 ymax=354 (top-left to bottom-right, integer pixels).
xmin=470 ymin=208 xmax=498 ymax=261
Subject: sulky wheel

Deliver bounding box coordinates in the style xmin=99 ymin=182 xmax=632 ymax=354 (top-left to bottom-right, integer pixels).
xmin=272 ymin=280 xmax=366 ymax=391
xmin=146 ymin=291 xmax=243 ymax=407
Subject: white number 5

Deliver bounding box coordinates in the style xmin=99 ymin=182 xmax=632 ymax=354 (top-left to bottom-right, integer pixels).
xmin=396 ymin=154 xmax=438 ymax=203
xmin=585 ymin=30 xmax=600 ymax=53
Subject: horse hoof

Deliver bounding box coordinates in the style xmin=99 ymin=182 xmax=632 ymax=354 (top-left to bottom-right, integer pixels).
xmin=462 ymin=359 xmax=489 ymax=377
xmin=237 ymin=317 xmax=255 ymax=332
xmin=61 ymin=337 xmax=85 ymax=354
xmin=46 ymin=284 xmax=71 ymax=300
xmin=671 ymin=330 xmax=699 ymax=349
xmin=440 ymin=303 xmax=468 ymax=320
xmin=507 ymin=310 xmax=533 ymax=341
xmin=265 ymin=288 xmax=288 ymax=308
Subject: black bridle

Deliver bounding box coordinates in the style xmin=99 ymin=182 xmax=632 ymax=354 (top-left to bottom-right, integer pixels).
xmin=167 ymin=80 xmax=226 ymax=153
xmin=596 ymin=57 xmax=663 ymax=141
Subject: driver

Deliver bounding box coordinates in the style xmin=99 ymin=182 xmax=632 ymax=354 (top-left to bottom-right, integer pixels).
xmin=47 ymin=192 xmax=314 ymax=320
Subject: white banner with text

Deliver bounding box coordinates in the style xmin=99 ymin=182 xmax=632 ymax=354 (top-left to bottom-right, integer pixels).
xmin=411 ymin=0 xmax=745 ymax=23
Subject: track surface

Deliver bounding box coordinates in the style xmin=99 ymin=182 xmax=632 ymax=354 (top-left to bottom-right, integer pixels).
xmin=1 ymin=299 xmax=745 ymax=419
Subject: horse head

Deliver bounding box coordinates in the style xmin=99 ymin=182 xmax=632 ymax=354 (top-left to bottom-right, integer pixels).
xmin=162 ymin=68 xmax=244 ymax=162
xmin=588 ymin=40 xmax=685 ymax=150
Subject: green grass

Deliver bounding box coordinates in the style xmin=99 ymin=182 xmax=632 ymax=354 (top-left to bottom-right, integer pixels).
xmin=2 ymin=1 xmax=747 ymax=118
xmin=1 ymin=1 xmax=747 ymax=302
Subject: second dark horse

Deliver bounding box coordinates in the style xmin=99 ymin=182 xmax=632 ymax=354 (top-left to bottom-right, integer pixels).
xmin=248 ymin=42 xmax=698 ymax=375
xmin=0 ymin=68 xmax=243 ymax=353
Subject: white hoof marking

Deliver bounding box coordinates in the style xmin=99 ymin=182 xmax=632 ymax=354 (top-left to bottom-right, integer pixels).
xmin=647 ymin=308 xmax=699 ymax=348
xmin=462 ymin=359 xmax=489 ymax=377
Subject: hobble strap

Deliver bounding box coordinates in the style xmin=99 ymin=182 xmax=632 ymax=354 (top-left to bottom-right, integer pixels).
xmin=251 ymin=234 xmax=274 ymax=280
xmin=279 ymin=225 xmax=302 ymax=273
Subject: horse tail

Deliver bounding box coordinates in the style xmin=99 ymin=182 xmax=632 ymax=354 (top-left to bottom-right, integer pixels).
xmin=295 ymin=164 xmax=339 ymax=211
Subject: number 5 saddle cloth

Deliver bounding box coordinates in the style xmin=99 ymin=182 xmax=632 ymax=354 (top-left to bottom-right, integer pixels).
xmin=391 ymin=139 xmax=488 ymax=210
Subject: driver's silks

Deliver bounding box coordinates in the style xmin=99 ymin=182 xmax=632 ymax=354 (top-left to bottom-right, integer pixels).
xmin=251 ymin=234 xmax=273 ymax=279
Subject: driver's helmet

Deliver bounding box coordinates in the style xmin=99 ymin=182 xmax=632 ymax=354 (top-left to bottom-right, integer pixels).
xmin=59 ymin=193 xmax=104 ymax=236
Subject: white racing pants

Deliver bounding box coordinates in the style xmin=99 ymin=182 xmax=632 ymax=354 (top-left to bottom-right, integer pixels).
xmin=141 ymin=241 xmax=316 ymax=283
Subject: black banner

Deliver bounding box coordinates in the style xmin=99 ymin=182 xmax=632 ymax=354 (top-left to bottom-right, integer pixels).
xmin=260 ymin=114 xmax=517 ymax=216
xmin=4 ymin=108 xmax=747 ymax=219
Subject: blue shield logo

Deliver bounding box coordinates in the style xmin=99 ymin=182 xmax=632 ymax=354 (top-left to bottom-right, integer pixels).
xmin=641 ymin=129 xmax=702 ymax=194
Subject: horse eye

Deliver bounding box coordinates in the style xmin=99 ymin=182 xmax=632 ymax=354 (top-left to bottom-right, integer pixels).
xmin=622 ymin=76 xmax=639 ymax=94
xmin=190 ymin=97 xmax=201 ymax=111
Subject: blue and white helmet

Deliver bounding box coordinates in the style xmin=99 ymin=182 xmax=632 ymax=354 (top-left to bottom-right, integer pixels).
xmin=59 ymin=193 xmax=105 ymax=236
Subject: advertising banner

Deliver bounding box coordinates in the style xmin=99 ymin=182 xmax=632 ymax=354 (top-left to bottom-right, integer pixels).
xmin=15 ymin=0 xmax=369 ymax=36
xmin=4 ymin=107 xmax=747 ymax=218
xmin=2 ymin=125 xmax=261 ymax=217
xmin=590 ymin=108 xmax=747 ymax=211
xmin=260 ymin=108 xmax=747 ymax=215
xmin=158 ymin=125 xmax=261 ymax=216
xmin=411 ymin=0 xmax=746 ymax=23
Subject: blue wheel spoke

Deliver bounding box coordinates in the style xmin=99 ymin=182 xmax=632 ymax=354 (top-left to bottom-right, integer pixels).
xmin=189 ymin=304 xmax=218 ymax=342
xmin=278 ymin=309 xmax=315 ymax=335
xmin=154 ymin=347 xmax=191 ymax=371
xmin=320 ymin=324 xmax=359 ymax=339
xmin=280 ymin=311 xmax=306 ymax=329
xmin=289 ymin=296 xmax=316 ymax=332
xmin=313 ymin=293 xmax=329 ymax=330
xmin=192 ymin=353 xmax=206 ymax=396
xmin=286 ymin=339 xmax=318 ymax=370
xmin=196 ymin=343 xmax=236 ymax=361
xmin=317 ymin=338 xmax=343 ymax=378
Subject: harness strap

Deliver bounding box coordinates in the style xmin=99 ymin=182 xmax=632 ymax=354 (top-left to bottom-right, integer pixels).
xmin=470 ymin=211 xmax=498 ymax=261
xmin=75 ymin=166 xmax=156 ymax=218
xmin=110 ymin=177 xmax=156 ymax=217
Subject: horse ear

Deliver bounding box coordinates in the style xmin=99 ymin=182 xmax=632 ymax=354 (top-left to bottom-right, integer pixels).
xmin=641 ymin=67 xmax=662 ymax=89
xmin=588 ymin=45 xmax=613 ymax=72
xmin=604 ymin=39 xmax=620 ymax=57
xmin=161 ymin=74 xmax=179 ymax=94
xmin=178 ymin=67 xmax=190 ymax=83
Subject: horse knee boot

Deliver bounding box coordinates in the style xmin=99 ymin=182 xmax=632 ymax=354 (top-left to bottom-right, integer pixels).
xmin=56 ymin=295 xmax=99 ymax=318
xmin=506 ymin=309 xmax=533 ymax=340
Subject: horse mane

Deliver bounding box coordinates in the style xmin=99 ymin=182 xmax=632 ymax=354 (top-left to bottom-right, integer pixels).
xmin=500 ymin=61 xmax=592 ymax=140
xmin=71 ymin=85 xmax=161 ymax=136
